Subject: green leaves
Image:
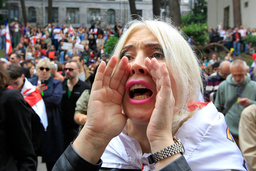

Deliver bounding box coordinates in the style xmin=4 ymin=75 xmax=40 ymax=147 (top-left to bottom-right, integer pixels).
xmin=104 ymin=36 xmax=119 ymax=56
xmin=243 ymin=34 xmax=256 ymax=46
xmin=181 ymin=23 xmax=208 ymax=46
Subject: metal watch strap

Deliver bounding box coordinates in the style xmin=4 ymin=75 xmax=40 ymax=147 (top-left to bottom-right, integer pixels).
xmin=147 ymin=138 xmax=185 ymax=164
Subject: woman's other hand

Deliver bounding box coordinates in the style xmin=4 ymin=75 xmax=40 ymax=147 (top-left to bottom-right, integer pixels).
xmin=73 ymin=56 xmax=130 ymax=163
xmin=145 ymin=57 xmax=181 ymax=169
xmin=145 ymin=58 xmax=177 ymax=147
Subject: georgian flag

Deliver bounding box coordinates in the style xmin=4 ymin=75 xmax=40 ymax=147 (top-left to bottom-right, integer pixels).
xmin=5 ymin=22 xmax=12 ymax=54
xmin=21 ymin=78 xmax=48 ymax=130
xmin=69 ymin=25 xmax=74 ymax=35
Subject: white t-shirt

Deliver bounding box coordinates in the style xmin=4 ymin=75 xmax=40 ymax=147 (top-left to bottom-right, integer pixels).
xmin=53 ymin=27 xmax=61 ymax=39
xmin=14 ymin=24 xmax=19 ymax=32
xmin=1 ymin=28 xmax=6 ymax=36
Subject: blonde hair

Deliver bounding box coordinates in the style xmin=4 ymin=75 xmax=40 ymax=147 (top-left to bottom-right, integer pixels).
xmin=113 ymin=19 xmax=203 ymax=109
xmin=112 ymin=19 xmax=203 ymax=133
xmin=36 ymin=58 xmax=52 ymax=70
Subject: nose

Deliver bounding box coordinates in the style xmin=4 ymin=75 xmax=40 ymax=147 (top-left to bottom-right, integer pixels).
xmin=130 ymin=56 xmax=148 ymax=75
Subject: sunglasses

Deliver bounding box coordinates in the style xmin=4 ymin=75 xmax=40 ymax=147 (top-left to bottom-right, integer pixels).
xmin=39 ymin=67 xmax=50 ymax=71
xmin=64 ymin=68 xmax=75 ymax=72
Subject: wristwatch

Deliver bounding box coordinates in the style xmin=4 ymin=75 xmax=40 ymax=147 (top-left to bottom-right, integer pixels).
xmin=147 ymin=137 xmax=185 ymax=164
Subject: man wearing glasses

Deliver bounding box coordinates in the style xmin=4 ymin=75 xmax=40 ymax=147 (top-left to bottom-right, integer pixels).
xmin=61 ymin=59 xmax=91 ymax=148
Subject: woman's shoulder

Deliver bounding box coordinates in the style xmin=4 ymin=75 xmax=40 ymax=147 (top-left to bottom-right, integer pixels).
xmin=28 ymin=76 xmax=38 ymax=84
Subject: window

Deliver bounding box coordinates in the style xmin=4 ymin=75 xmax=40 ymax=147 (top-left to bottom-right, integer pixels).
xmin=45 ymin=7 xmax=59 ymax=23
xmin=224 ymin=6 xmax=229 ymax=28
xmin=107 ymin=9 xmax=115 ymax=24
xmin=28 ymin=7 xmax=36 ymax=22
xmin=10 ymin=6 xmax=18 ymax=19
xmin=88 ymin=9 xmax=101 ymax=25
xmin=67 ymin=8 xmax=79 ymax=24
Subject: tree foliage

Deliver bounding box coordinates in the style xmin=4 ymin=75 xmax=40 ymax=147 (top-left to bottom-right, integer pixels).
xmin=0 ymin=0 xmax=7 ymax=24
xmin=181 ymin=0 xmax=207 ymax=26
xmin=243 ymin=34 xmax=256 ymax=46
xmin=104 ymin=36 xmax=119 ymax=56
xmin=181 ymin=23 xmax=208 ymax=46
xmin=181 ymin=0 xmax=208 ymax=46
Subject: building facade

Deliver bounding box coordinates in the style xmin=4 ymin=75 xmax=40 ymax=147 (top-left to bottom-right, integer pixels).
xmin=6 ymin=0 xmax=193 ymax=28
xmin=208 ymin=0 xmax=256 ymax=29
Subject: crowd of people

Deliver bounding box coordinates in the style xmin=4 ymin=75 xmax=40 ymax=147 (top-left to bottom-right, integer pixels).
xmin=1 ymin=17 xmax=256 ymax=171
xmin=208 ymin=24 xmax=255 ymax=56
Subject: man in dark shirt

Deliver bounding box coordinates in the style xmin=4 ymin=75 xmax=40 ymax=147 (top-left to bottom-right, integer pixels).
xmin=205 ymin=61 xmax=231 ymax=102
xmin=61 ymin=59 xmax=91 ymax=148
xmin=232 ymin=27 xmax=242 ymax=56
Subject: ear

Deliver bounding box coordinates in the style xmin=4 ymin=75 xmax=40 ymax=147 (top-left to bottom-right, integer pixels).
xmin=22 ymin=74 xmax=25 ymax=79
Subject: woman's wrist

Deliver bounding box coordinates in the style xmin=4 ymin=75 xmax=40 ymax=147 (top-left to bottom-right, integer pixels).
xmin=150 ymin=137 xmax=175 ymax=153
xmin=73 ymin=127 xmax=111 ymax=164
xmin=149 ymin=137 xmax=184 ymax=170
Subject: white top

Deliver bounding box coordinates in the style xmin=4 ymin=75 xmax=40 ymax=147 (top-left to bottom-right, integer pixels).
xmin=53 ymin=27 xmax=61 ymax=39
xmin=1 ymin=28 xmax=6 ymax=35
xmin=102 ymin=102 xmax=246 ymax=170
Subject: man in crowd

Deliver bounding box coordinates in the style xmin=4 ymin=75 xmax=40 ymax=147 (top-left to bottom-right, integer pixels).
xmin=0 ymin=25 xmax=6 ymax=50
xmin=0 ymin=63 xmax=37 ymax=170
xmin=61 ymin=59 xmax=90 ymax=148
xmin=239 ymin=104 xmax=256 ymax=171
xmin=209 ymin=54 xmax=218 ymax=65
xmin=232 ymin=27 xmax=242 ymax=56
xmin=6 ymin=64 xmax=48 ymax=154
xmin=215 ymin=59 xmax=256 ymax=146
xmin=10 ymin=17 xmax=22 ymax=48
xmin=205 ymin=61 xmax=231 ymax=102
xmin=239 ymin=25 xmax=247 ymax=52
xmin=9 ymin=52 xmax=31 ymax=78
xmin=71 ymin=54 xmax=91 ymax=83
xmin=53 ymin=24 xmax=62 ymax=51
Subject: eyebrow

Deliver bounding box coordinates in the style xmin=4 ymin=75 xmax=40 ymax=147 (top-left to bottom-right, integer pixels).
xmin=122 ymin=43 xmax=163 ymax=51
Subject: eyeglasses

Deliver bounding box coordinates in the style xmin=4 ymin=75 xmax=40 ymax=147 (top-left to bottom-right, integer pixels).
xmin=64 ymin=68 xmax=75 ymax=72
xmin=39 ymin=67 xmax=50 ymax=71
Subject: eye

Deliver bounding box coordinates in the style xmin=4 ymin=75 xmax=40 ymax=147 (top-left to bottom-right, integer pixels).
xmin=152 ymin=53 xmax=165 ymax=59
xmin=120 ymin=50 xmax=134 ymax=61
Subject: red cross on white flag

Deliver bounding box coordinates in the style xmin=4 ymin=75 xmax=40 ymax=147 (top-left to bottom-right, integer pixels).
xmin=5 ymin=23 xmax=13 ymax=54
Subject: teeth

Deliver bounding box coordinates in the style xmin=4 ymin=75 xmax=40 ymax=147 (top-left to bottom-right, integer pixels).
xmin=130 ymin=84 xmax=147 ymax=91
xmin=133 ymin=95 xmax=150 ymax=100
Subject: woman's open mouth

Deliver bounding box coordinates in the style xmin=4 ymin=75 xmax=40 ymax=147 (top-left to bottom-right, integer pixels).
xmin=126 ymin=80 xmax=153 ymax=104
xmin=129 ymin=84 xmax=153 ymax=100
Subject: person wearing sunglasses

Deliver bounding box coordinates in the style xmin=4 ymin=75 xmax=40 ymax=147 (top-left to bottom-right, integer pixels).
xmin=28 ymin=58 xmax=64 ymax=171
xmin=61 ymin=59 xmax=91 ymax=149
